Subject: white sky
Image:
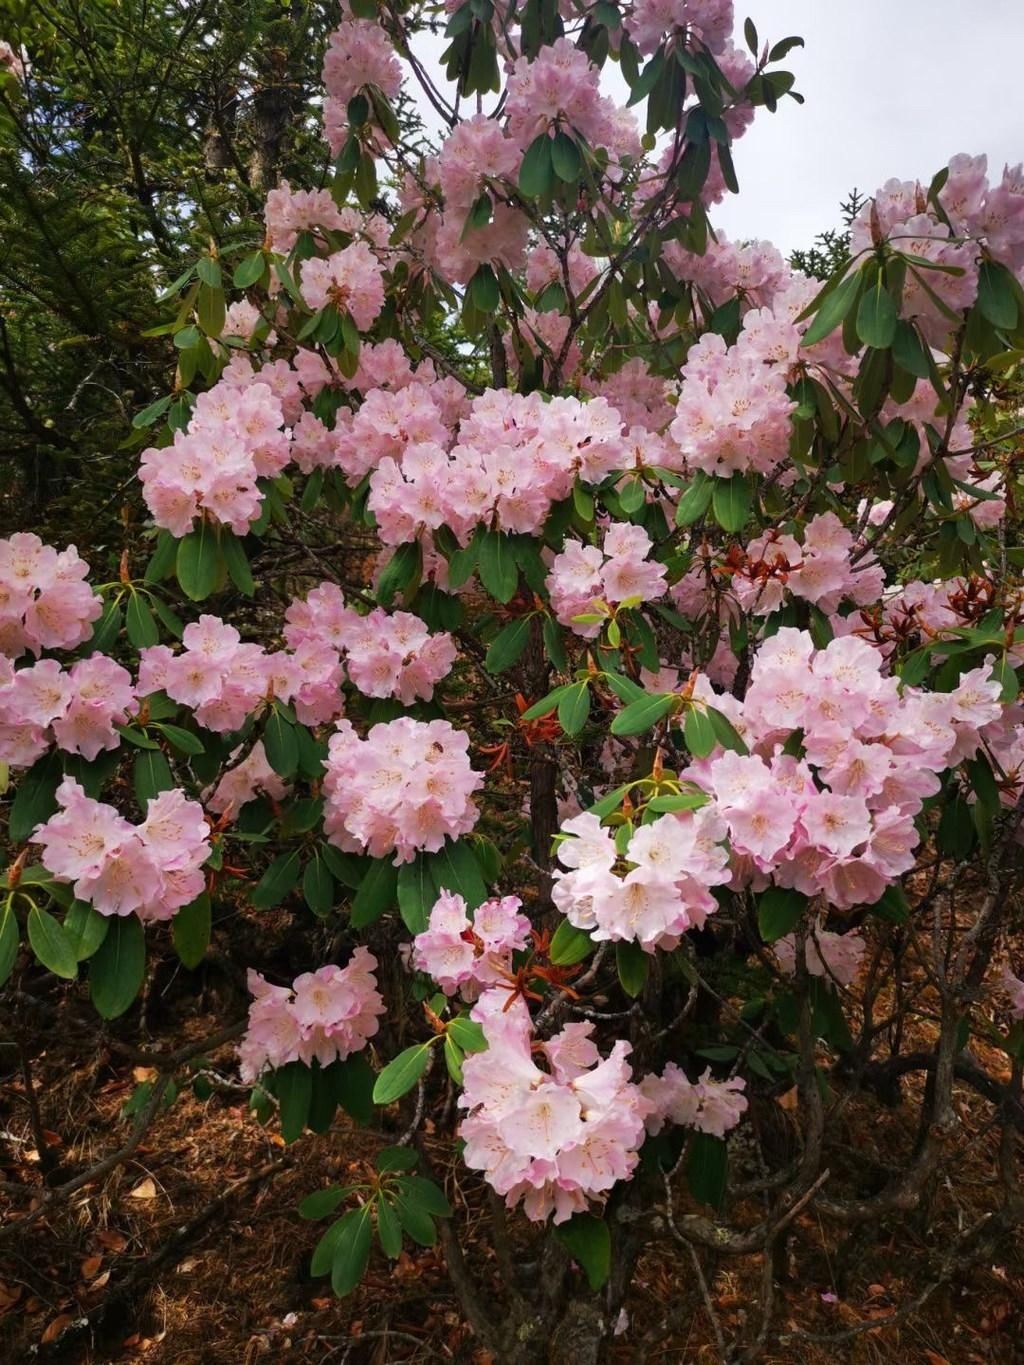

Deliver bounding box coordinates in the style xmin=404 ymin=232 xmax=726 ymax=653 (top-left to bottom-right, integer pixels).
xmin=713 ymin=0 xmax=1024 ymax=251
xmin=411 ymin=1 xmax=1024 ymax=255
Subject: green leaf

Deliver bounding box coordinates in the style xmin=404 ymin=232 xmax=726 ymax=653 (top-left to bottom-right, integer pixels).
xmin=543 ymin=614 xmax=568 ymax=672
xmin=377 ymin=1146 xmax=419 ymax=1172
xmin=311 ymin=1216 xmax=347 ymax=1276
xmin=252 ymin=849 xmax=303 ymax=909
xmin=977 ymin=259 xmax=1018 ymax=330
xmin=757 ymin=886 xmax=807 ymax=944
xmin=90 ymin=914 xmax=145 ymax=1017
xmin=372 ymin=1043 xmax=433 ymax=1105
xmin=9 ymin=751 xmax=62 ymax=844
xmin=609 ymin=692 xmax=675 ymax=737
xmin=801 ymin=267 xmax=862 ymax=347
xmin=376 ymin=540 xmax=422 ymax=607
xmin=616 ymin=940 xmax=648 ymax=997
xmin=276 ymin=1060 xmax=313 ymax=1144
xmin=197 ymin=281 xmax=226 ymax=338
xmin=0 ymin=900 xmax=19 ymax=986
xmin=233 ymin=250 xmax=267 ymax=289
xmin=426 ymin=839 xmax=488 ymax=912
xmin=892 ymin=319 xmax=930 ymax=378
xmin=125 ymin=593 xmax=160 ymax=649
xmin=683 ymin=706 xmax=717 ymax=758
xmin=468 ymin=264 xmax=500 ymax=313
xmin=397 ymin=856 xmax=435 ymax=935
xmin=519 ymin=133 xmax=554 ymax=197
xmin=132 ymin=394 xmax=173 ymax=430
xmin=173 ymin=892 xmax=211 ymax=968
xmin=856 ymin=273 xmax=898 ymax=349
xmin=395 ymin=1174 xmax=451 ymax=1218
xmin=133 ymin=750 xmax=175 ymax=807
xmin=557 ymin=680 xmax=591 ymax=737
xmin=376 ymin=1197 xmax=403 ymax=1258
xmin=153 ymin=724 xmax=205 ymax=757
xmin=478 ymin=529 xmax=519 ymax=603
xmin=706 ymin=706 xmax=747 ymax=754
xmin=176 ymin=524 xmax=221 ymax=601
xmin=555 ymin=1213 xmax=611 ymax=1291
xmin=29 ymin=904 xmax=78 ymax=979
xmin=221 ymin=530 xmax=255 ymax=596
xmin=87 ymin=598 xmax=124 ymax=654
xmin=444 ymin=1032 xmax=464 ymax=1084
xmin=299 ymin=1186 xmax=350 ymax=1220
xmin=303 ymin=854 xmax=335 ymax=919
xmin=711 ymin=473 xmax=752 ymax=532
xmin=351 ymin=857 xmax=399 ymax=927
xmin=264 ymin=707 xmax=299 ymax=779
xmin=687 ymin=1131 xmax=728 ymax=1209
xmin=331 ymin=1054 xmax=376 ymax=1125
xmin=393 ymin=1190 xmax=437 ymax=1246
xmin=646 ymin=791 xmax=709 ymax=813
xmin=549 ymin=919 xmax=593 ymax=966
xmin=447 ymin=1017 xmax=487 ymax=1053
xmin=551 ymin=130 xmax=582 ymax=183
xmin=485 ymin=616 xmax=533 ymax=673
xmin=675 ymin=471 xmax=714 ymax=525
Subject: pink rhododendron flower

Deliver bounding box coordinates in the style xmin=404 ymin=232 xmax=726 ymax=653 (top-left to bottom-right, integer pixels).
xmin=0 ymin=534 xmax=101 ymax=659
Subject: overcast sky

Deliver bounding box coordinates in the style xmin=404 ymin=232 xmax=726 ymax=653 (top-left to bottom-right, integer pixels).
xmin=712 ymin=0 xmax=1024 ymax=251
xmin=413 ymin=1 xmax=1024 ymax=255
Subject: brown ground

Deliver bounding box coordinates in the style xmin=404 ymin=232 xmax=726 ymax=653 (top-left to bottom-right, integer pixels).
xmin=1 ymin=992 xmax=1022 ymax=1365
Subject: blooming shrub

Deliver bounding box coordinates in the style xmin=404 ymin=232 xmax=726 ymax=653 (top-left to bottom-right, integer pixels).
xmin=3 ymin=2 xmax=1024 ymax=1360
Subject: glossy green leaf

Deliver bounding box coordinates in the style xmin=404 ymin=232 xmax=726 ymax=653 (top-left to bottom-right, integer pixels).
xmin=173 ymin=891 xmax=211 ymax=968
xmin=90 ymin=914 xmax=145 ymax=1017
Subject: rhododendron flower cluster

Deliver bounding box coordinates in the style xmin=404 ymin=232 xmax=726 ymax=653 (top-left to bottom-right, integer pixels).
xmin=204 ymin=741 xmax=290 ymax=821
xmin=547 ymin=523 xmax=668 ymax=635
xmin=458 ymin=991 xmax=653 ymax=1224
xmin=0 ymin=533 xmax=101 ymax=659
xmin=727 ymin=512 xmax=886 ymax=617
xmin=323 ymin=717 xmax=482 ymax=863
xmin=552 ymin=805 xmax=731 ymax=951
xmin=411 ymin=889 xmax=530 ymax=996
xmin=321 ymin=19 xmax=402 ymax=156
xmin=623 ymin=0 xmax=734 ymax=56
xmin=298 ymin=241 xmax=386 ymax=330
xmin=32 ymin=779 xmax=210 ymax=922
xmin=282 ymin=584 xmax=456 ymax=705
xmin=504 ymin=39 xmax=640 ymax=163
xmin=368 ymin=391 xmax=630 ymax=545
xmin=138 ymin=380 xmax=289 ymax=535
xmin=238 ymin=949 xmax=385 ymax=1082
xmin=639 ymin=1064 xmax=748 ymax=1138
xmin=775 ymin=924 xmax=867 ymax=988
xmin=140 ymin=616 xmax=281 ymax=733
xmin=668 ymin=321 xmax=796 ymax=477
xmin=0 ymin=654 xmax=135 ymax=766
xmin=263 ymin=181 xmax=352 ymax=254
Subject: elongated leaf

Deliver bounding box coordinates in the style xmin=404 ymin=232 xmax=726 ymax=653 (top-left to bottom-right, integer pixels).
xmin=221 ymin=530 xmax=255 ymax=595
xmin=351 ymin=857 xmax=399 ymax=927
xmin=27 ymin=906 xmax=77 ymax=979
xmin=90 ymin=914 xmax=145 ymax=1017
xmin=397 ymin=855 xmax=435 ymax=935
xmin=485 ymin=616 xmax=533 ymax=673
xmin=299 ymin=1186 xmax=350 ymax=1220
xmin=9 ymin=751 xmax=63 ymax=843
xmin=477 ymin=529 xmax=519 ymax=603
xmin=252 ymin=850 xmax=302 ymax=909
xmin=447 ymin=1017 xmax=487 ymax=1053
xmin=173 ymin=891 xmax=211 ymax=968
xmin=331 ymin=1205 xmax=374 ymax=1296
xmin=426 ymin=839 xmax=488 ymax=912
xmin=683 ymin=706 xmax=717 ymax=758
xmin=616 ymin=940 xmax=648 ymax=997
xmin=133 ymin=750 xmax=175 ymax=807
xmin=801 ymin=267 xmax=862 ymax=347
xmin=711 ymin=473 xmax=752 ymax=532
xmin=264 ymin=707 xmax=299 ymax=778
xmin=0 ymin=900 xmax=18 ymax=985
xmin=555 ymin=1213 xmax=611 ymax=1291
xmin=519 ymin=133 xmax=554 ymax=197
xmin=675 ymin=471 xmax=714 ymax=525
xmin=372 ymin=1043 xmax=432 ymax=1105
xmin=758 ymin=886 xmax=807 ymax=943
xmin=303 ymin=853 xmax=335 ymax=918
xmin=687 ymin=1131 xmax=728 ymax=1209
xmin=856 ymin=273 xmax=897 ymax=349
xmin=549 ymin=920 xmax=593 ymax=966
xmin=609 ymin=692 xmax=675 ymax=737
xmin=63 ymin=899 xmax=110 ymax=961
xmin=376 ymin=1196 xmax=403 ymax=1258
xmin=276 ymin=1060 xmax=313 ymax=1143
xmin=557 ymin=680 xmax=591 ymax=737
xmin=176 ymin=524 xmax=221 ymax=601
xmin=977 ymin=259 xmax=1018 ymax=330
